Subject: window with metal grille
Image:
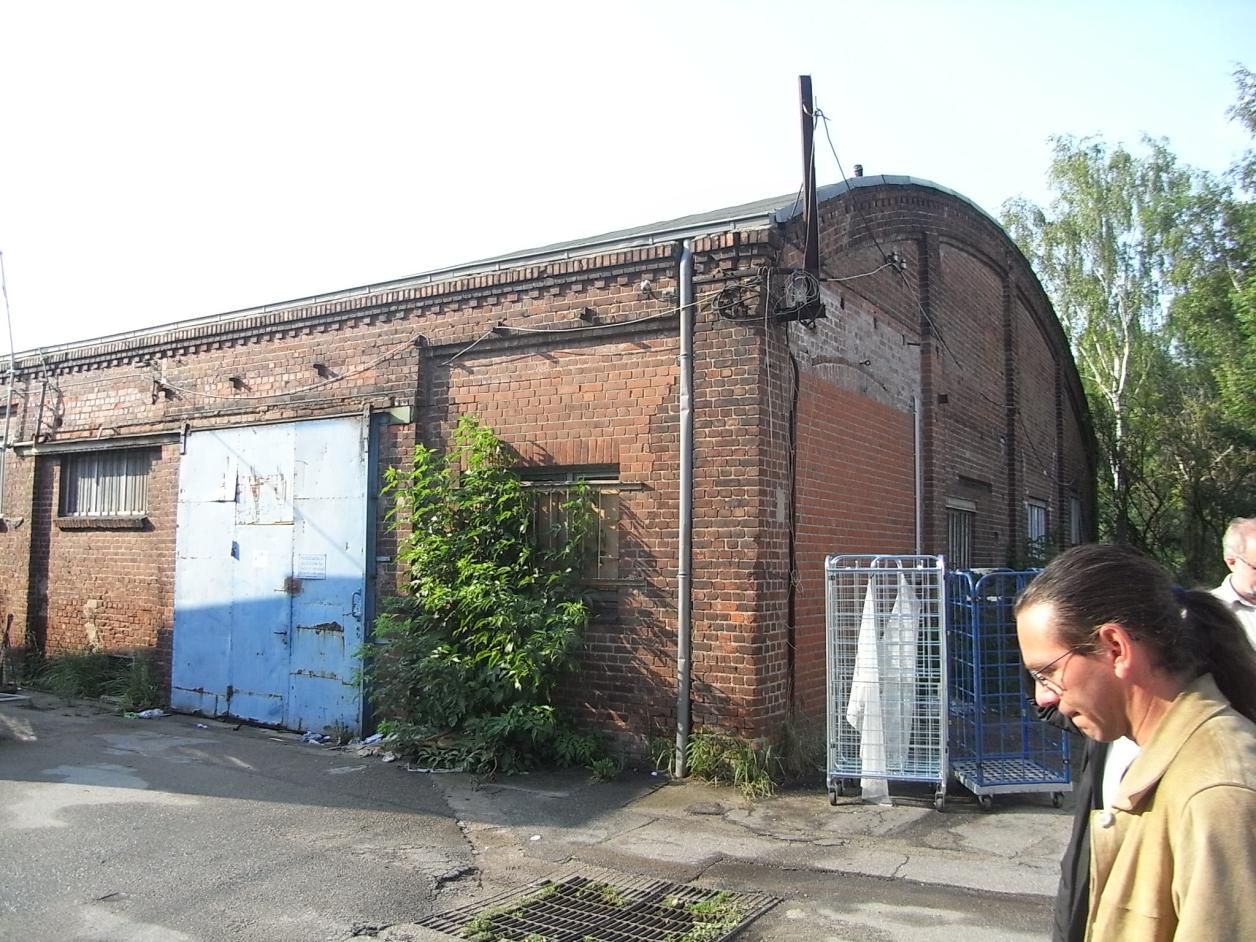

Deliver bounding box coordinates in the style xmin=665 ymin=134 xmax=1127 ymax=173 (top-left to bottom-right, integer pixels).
xmin=1026 ymin=499 xmax=1048 ymax=543
xmin=522 ymin=467 xmax=620 ymax=582
xmin=1025 ymin=498 xmax=1049 ymax=564
xmin=946 ymin=502 xmax=975 ymax=570
xmin=60 ymin=449 xmax=153 ymax=517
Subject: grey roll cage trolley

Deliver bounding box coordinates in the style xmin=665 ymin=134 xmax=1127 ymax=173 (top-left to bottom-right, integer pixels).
xmin=825 ymin=554 xmax=949 ymax=810
xmin=825 ymin=555 xmax=1073 ymax=811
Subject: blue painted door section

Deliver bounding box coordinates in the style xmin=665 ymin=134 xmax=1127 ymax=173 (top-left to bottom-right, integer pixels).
xmin=171 ymin=416 xmax=368 ymax=733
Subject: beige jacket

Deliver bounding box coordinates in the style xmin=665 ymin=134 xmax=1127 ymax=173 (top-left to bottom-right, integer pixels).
xmin=1087 ymin=674 xmax=1256 ymax=941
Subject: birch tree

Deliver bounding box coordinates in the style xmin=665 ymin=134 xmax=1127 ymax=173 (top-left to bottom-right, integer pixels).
xmin=1002 ymin=135 xmax=1189 ymax=547
xmin=1003 ymin=68 xmax=1256 ymax=577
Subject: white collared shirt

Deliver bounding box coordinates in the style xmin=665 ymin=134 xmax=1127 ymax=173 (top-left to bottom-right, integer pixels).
xmin=1213 ymin=576 xmax=1256 ymax=648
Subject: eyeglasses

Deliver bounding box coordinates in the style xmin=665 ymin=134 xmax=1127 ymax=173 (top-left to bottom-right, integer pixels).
xmin=1236 ymin=556 xmax=1256 ymax=571
xmin=1027 ymin=648 xmax=1081 ymax=696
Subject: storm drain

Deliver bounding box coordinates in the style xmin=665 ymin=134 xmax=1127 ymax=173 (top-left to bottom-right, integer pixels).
xmin=415 ymin=872 xmax=778 ymax=941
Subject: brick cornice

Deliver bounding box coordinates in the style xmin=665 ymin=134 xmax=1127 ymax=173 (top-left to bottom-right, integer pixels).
xmin=7 ymin=236 xmax=773 ymax=378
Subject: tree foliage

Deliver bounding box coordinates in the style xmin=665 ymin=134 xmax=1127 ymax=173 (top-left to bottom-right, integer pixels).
xmin=1002 ymin=67 xmax=1256 ymax=581
xmin=363 ymin=415 xmax=603 ymax=773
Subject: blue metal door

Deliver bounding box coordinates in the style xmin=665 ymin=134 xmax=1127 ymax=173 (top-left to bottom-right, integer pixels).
xmin=171 ymin=416 xmax=368 ymax=733
xmin=286 ymin=417 xmax=368 ymax=734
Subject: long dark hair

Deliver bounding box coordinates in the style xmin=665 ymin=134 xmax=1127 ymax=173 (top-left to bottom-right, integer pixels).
xmin=1016 ymin=543 xmax=1256 ymax=723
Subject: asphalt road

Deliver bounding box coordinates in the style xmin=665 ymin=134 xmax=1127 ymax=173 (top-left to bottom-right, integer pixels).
xmin=0 ymin=696 xmax=470 ymax=941
xmin=2 ymin=696 xmax=1054 ymax=942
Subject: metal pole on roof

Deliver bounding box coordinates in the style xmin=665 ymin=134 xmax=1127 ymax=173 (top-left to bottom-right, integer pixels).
xmin=674 ymin=240 xmax=694 ymax=779
xmin=0 ymin=251 xmax=15 ymax=519
xmin=799 ymin=75 xmax=820 ymax=277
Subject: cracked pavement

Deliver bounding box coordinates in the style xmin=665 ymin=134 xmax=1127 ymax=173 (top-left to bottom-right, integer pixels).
xmin=2 ymin=695 xmax=1069 ymax=941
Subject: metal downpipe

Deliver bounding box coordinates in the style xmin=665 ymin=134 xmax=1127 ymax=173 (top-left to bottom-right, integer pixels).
xmin=914 ymin=394 xmax=923 ymax=553
xmin=674 ymin=241 xmax=694 ymax=778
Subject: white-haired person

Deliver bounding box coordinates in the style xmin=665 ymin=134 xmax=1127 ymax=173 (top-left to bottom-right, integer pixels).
xmin=1213 ymin=516 xmax=1256 ymax=644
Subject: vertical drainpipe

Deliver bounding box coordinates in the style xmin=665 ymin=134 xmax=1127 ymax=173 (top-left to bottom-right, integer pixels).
xmin=674 ymin=241 xmax=694 ymax=778
xmin=913 ymin=394 xmax=923 ymax=554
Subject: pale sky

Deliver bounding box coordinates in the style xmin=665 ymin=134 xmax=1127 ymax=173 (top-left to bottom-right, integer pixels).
xmin=1 ymin=0 xmax=1252 ymax=355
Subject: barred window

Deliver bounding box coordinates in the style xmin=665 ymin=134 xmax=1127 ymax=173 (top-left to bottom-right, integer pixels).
xmin=1025 ymin=498 xmax=1049 ymax=564
xmin=1070 ymin=496 xmax=1084 ymax=545
xmin=946 ymin=499 xmax=975 ymax=571
xmin=60 ymin=449 xmax=153 ymax=517
xmin=522 ymin=467 xmax=620 ymax=582
xmin=1026 ymin=499 xmax=1048 ymax=544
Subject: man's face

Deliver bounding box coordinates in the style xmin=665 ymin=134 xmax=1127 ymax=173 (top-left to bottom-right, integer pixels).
xmin=1225 ymin=532 xmax=1256 ymax=604
xmin=1016 ymin=602 xmax=1127 ymax=742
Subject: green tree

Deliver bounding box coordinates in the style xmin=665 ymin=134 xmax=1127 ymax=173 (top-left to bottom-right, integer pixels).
xmin=1159 ymin=66 xmax=1256 ymax=579
xmin=1002 ymin=134 xmax=1197 ymax=552
xmin=1003 ymin=68 xmax=1256 ymax=578
xmin=364 ymin=415 xmax=602 ymax=773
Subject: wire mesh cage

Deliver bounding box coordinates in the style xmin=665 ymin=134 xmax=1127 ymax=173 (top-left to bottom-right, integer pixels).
xmin=825 ymin=554 xmax=948 ymax=810
xmin=946 ymin=568 xmax=1072 ymax=810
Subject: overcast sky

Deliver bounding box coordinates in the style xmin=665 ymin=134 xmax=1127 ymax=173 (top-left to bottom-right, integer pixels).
xmin=1 ymin=0 xmax=1252 ymax=354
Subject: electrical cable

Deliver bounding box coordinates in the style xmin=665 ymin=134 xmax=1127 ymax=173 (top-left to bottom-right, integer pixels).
xmin=819 ymin=261 xmax=896 ymax=283
xmin=494 ymin=280 xmax=754 ymax=336
xmin=156 ymin=329 xmax=425 ymax=401
xmin=441 ymin=327 xmax=498 ymax=367
xmin=812 ymin=105 xmax=892 ymax=266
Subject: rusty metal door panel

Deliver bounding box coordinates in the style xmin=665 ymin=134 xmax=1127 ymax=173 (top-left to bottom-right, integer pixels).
xmin=172 ymin=423 xmax=296 ymax=726
xmin=171 ymin=499 xmax=234 ymax=716
xmin=226 ymin=523 xmax=292 ymax=726
xmin=171 ymin=417 xmax=367 ymax=733
xmin=286 ymin=417 xmax=367 ymax=735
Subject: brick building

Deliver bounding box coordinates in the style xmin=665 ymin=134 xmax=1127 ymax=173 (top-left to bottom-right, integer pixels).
xmin=0 ymin=175 xmax=1094 ymax=747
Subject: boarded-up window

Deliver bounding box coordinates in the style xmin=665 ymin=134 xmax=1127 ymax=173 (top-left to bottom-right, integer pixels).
xmin=60 ymin=449 xmax=153 ymax=516
xmin=523 ymin=467 xmax=620 ymax=582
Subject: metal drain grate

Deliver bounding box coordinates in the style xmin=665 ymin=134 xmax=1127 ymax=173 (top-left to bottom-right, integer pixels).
xmin=416 ymin=872 xmax=778 ymax=942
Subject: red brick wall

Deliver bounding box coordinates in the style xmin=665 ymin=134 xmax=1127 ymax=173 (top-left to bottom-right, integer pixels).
xmin=0 ymin=454 xmax=35 ymax=669
xmin=31 ymin=445 xmax=177 ymax=680
xmin=793 ymin=377 xmax=916 ymax=716
xmin=0 ymin=182 xmax=1093 ymax=750
xmin=780 ymin=183 xmax=1094 ymax=574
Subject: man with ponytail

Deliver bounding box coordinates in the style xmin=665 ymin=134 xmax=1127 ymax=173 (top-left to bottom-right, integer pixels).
xmin=1016 ymin=543 xmax=1256 ymax=941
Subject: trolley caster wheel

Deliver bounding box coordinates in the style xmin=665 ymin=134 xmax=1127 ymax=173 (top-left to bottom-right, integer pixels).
xmin=933 ymin=790 xmax=946 ymax=812
xmin=977 ymin=795 xmax=994 ymax=812
xmin=836 ymin=779 xmax=847 ymax=797
xmin=1052 ymin=792 xmax=1064 ymax=809
xmin=828 ymin=787 xmax=839 ymax=806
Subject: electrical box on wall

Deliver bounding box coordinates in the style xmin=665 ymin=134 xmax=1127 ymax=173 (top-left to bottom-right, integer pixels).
xmin=772 ymin=269 xmax=827 ymax=327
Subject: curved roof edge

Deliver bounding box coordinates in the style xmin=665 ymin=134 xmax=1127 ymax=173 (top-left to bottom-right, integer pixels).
xmin=14 ymin=176 xmax=1003 ymax=360
xmin=775 ymin=174 xmax=1002 ymax=230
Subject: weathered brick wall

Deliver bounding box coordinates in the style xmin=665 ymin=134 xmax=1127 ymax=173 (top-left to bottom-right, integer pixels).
xmin=31 ymin=445 xmax=177 ymax=678
xmin=775 ymin=181 xmax=1094 ymax=724
xmin=0 ymin=454 xmax=35 ymax=673
xmin=782 ymin=183 xmax=1093 ymax=570
xmin=0 ymin=180 xmax=1093 ymax=749
xmin=792 ymin=377 xmax=916 ymax=716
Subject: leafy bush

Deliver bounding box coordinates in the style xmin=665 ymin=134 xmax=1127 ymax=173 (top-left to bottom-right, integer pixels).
xmin=364 ymin=415 xmax=606 ymax=774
